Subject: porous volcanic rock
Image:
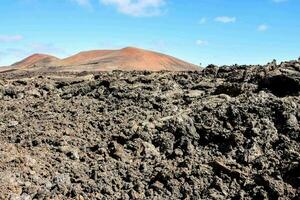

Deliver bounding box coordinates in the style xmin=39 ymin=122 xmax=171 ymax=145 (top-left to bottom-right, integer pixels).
xmin=0 ymin=60 xmax=299 ymax=199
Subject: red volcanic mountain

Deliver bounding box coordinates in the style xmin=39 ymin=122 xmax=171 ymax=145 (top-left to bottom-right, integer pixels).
xmin=6 ymin=47 xmax=200 ymax=72
xmin=12 ymin=54 xmax=60 ymax=69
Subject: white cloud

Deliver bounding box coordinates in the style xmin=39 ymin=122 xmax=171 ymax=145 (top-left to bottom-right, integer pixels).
xmin=198 ymin=17 xmax=207 ymax=25
xmin=0 ymin=35 xmax=23 ymax=42
xmin=100 ymin=0 xmax=166 ymax=17
xmin=215 ymin=16 xmax=236 ymax=23
xmin=257 ymin=24 xmax=269 ymax=32
xmin=196 ymin=40 xmax=208 ymax=46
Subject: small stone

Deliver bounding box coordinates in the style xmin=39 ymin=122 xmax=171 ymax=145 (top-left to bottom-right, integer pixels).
xmin=45 ymin=180 xmax=52 ymax=189
xmin=219 ymin=94 xmax=231 ymax=101
xmin=77 ymin=195 xmax=85 ymax=200
xmin=151 ymin=181 xmax=164 ymax=192
xmin=29 ymin=170 xmax=36 ymax=175
xmin=15 ymin=193 xmax=31 ymax=200
xmin=142 ymin=142 xmax=160 ymax=158
xmin=42 ymin=84 xmax=55 ymax=91
xmin=27 ymin=89 xmax=41 ymax=97
xmin=174 ymin=148 xmax=183 ymax=156
xmin=129 ymin=190 xmax=143 ymax=199
xmin=24 ymin=155 xmax=37 ymax=167
xmin=16 ymin=92 xmax=24 ymax=99
xmin=24 ymin=181 xmax=31 ymax=187
xmin=8 ymin=120 xmax=19 ymax=127
xmin=251 ymin=127 xmax=260 ymax=136
xmin=185 ymin=90 xmax=205 ymax=98
xmin=155 ymin=132 xmax=175 ymax=155
xmin=244 ymin=144 xmax=263 ymax=162
xmin=67 ymin=150 xmax=80 ymax=160
xmin=286 ymin=114 xmax=299 ymax=129
xmin=109 ymin=141 xmax=131 ymax=162
xmin=101 ymin=186 xmax=113 ymax=195
xmin=53 ymin=173 xmax=71 ymax=187
xmin=180 ymin=138 xmax=195 ymax=155
xmin=58 ymin=146 xmax=80 ymax=160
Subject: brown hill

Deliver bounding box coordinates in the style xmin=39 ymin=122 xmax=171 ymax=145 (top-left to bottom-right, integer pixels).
xmin=58 ymin=50 xmax=114 ymax=66
xmin=9 ymin=47 xmax=200 ymax=72
xmin=53 ymin=47 xmax=199 ymax=71
xmin=12 ymin=54 xmax=60 ymax=69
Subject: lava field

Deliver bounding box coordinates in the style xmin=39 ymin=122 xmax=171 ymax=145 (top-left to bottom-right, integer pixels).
xmin=0 ymin=60 xmax=299 ymax=199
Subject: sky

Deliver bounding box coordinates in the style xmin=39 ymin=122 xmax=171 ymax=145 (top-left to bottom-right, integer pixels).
xmin=0 ymin=0 xmax=300 ymax=66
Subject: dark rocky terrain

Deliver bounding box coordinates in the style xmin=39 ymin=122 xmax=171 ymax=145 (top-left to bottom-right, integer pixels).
xmin=0 ymin=59 xmax=299 ymax=199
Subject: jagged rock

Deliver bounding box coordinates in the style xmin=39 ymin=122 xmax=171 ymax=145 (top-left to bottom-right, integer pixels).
xmin=109 ymin=141 xmax=131 ymax=162
xmin=184 ymin=90 xmax=205 ymax=98
xmin=26 ymin=89 xmax=41 ymax=97
xmin=286 ymin=113 xmax=299 ymax=129
xmin=8 ymin=120 xmax=19 ymax=128
xmin=142 ymin=142 xmax=160 ymax=158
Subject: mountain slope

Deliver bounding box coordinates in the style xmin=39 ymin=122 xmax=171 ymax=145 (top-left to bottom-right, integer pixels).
xmin=9 ymin=47 xmax=200 ymax=72
xmin=12 ymin=54 xmax=60 ymax=69
xmin=57 ymin=50 xmax=114 ymax=66
xmin=52 ymin=47 xmax=199 ymax=71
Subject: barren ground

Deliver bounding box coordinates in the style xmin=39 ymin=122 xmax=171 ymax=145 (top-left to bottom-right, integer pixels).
xmin=0 ymin=60 xmax=299 ymax=199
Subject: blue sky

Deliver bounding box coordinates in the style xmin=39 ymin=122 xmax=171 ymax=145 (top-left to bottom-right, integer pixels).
xmin=0 ymin=0 xmax=299 ymax=66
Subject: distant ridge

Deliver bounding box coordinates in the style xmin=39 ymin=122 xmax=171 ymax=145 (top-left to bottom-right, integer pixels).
xmin=12 ymin=54 xmax=60 ymax=69
xmin=6 ymin=47 xmax=200 ymax=72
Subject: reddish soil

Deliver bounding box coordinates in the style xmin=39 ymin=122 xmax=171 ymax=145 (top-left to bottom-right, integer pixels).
xmin=6 ymin=47 xmax=199 ymax=72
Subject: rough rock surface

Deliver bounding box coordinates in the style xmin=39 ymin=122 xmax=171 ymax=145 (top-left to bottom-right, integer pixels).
xmin=0 ymin=60 xmax=299 ymax=199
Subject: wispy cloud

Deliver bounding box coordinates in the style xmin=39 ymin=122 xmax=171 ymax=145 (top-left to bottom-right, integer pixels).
xmin=257 ymin=24 xmax=269 ymax=32
xmin=5 ymin=48 xmax=27 ymax=57
xmin=215 ymin=16 xmax=236 ymax=24
xmin=100 ymin=0 xmax=166 ymax=17
xmin=74 ymin=0 xmax=90 ymax=6
xmin=198 ymin=17 xmax=207 ymax=25
xmin=149 ymin=39 xmax=168 ymax=52
xmin=71 ymin=0 xmax=93 ymax=9
xmin=29 ymin=43 xmax=66 ymax=54
xmin=196 ymin=40 xmax=208 ymax=46
xmin=0 ymin=35 xmax=23 ymax=42
xmin=272 ymin=0 xmax=288 ymax=3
